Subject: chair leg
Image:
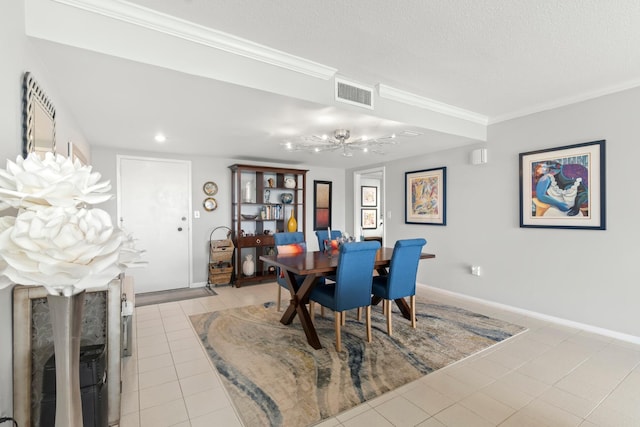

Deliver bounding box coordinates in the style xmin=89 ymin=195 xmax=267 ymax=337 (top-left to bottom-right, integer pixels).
xmin=410 ymin=295 xmax=416 ymax=329
xmin=276 ymin=285 xmax=281 ymax=312
xmin=309 ymin=301 xmax=315 ymax=323
xmin=365 ymin=306 xmax=372 ymax=343
xmin=357 ymin=307 xmax=362 ymax=321
xmin=341 ymin=311 xmax=346 ymax=326
xmin=334 ymin=312 xmax=342 ymax=351
xmin=321 ymin=306 xmax=325 ymax=317
xmin=386 ymin=299 xmax=393 ymax=336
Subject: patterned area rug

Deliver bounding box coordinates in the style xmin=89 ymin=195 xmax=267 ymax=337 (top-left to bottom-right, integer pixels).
xmin=135 ymin=286 xmax=217 ymax=307
xmin=190 ymin=299 xmax=525 ymax=427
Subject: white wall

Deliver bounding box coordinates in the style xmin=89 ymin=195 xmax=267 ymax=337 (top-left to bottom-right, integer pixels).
xmin=379 ymin=87 xmax=640 ymax=339
xmin=91 ymin=146 xmax=346 ymax=283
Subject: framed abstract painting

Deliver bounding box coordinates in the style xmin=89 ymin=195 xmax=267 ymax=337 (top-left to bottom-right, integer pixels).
xmin=313 ymin=180 xmax=332 ymax=230
xmin=519 ymin=140 xmax=606 ymax=230
xmin=405 ymin=167 xmax=446 ymax=225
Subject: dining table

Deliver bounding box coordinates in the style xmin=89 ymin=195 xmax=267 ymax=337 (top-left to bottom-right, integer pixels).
xmin=260 ymin=247 xmax=436 ymax=349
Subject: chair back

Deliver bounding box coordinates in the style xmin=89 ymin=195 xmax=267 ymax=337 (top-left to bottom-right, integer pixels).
xmin=333 ymin=241 xmax=380 ymax=311
xmin=274 ymin=232 xmax=305 ymax=247
xmin=273 ymin=232 xmax=306 ymax=288
xmin=315 ymin=230 xmax=342 ymax=251
xmin=386 ymin=238 xmax=426 ymax=300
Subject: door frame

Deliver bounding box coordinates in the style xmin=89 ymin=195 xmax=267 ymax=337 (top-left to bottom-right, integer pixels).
xmin=116 ymin=154 xmax=193 ymax=289
xmin=353 ymin=166 xmax=385 ymax=243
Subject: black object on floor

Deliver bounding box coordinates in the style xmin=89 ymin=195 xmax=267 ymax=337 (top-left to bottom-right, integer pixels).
xmin=40 ymin=344 xmax=108 ymax=427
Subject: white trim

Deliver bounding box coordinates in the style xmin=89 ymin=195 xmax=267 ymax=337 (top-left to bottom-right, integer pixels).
xmin=419 ymin=284 xmax=640 ymax=345
xmin=489 ymin=78 xmax=640 ymax=124
xmin=377 ymin=84 xmax=489 ymax=125
xmin=53 ymin=0 xmax=337 ymax=80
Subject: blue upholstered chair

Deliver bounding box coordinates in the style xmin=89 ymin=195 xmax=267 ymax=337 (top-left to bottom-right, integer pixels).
xmin=315 ymin=229 xmax=342 ymax=251
xmin=273 ymin=232 xmax=308 ymax=311
xmin=309 ymin=241 xmax=380 ymax=351
xmin=371 ymin=238 xmax=426 ymax=336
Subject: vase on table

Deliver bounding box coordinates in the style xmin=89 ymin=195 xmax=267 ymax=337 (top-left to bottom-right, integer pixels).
xmin=47 ymin=290 xmax=86 ymax=427
xmin=287 ymin=208 xmax=297 ymax=232
xmin=243 ymin=254 xmax=255 ymax=276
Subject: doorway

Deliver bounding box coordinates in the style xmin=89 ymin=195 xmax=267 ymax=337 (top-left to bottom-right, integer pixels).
xmin=117 ymin=156 xmax=192 ymax=294
xmin=353 ymin=166 xmax=385 ymax=244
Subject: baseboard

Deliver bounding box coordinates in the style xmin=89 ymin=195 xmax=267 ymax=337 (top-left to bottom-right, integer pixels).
xmin=418 ymin=283 xmax=640 ymax=345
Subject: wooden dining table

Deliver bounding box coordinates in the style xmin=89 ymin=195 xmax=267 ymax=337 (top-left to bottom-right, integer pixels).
xmin=260 ymin=247 xmax=436 ymax=349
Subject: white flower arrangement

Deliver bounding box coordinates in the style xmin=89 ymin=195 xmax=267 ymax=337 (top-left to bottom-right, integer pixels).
xmin=0 ymin=152 xmax=144 ymax=296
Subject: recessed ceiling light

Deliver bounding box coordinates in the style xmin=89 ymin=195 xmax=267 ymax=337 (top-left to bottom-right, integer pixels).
xmin=154 ymin=133 xmax=166 ymax=143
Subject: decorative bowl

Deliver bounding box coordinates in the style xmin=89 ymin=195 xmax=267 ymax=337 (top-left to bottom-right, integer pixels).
xmin=284 ymin=178 xmax=296 ymax=189
xmin=280 ymin=193 xmax=294 ymax=204
xmin=241 ymin=214 xmax=258 ymax=220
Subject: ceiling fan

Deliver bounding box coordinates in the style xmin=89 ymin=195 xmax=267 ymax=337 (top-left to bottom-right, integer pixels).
xmin=282 ymin=128 xmax=405 ymax=157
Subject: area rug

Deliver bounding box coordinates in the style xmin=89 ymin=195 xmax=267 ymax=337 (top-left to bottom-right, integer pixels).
xmin=190 ymin=299 xmax=525 ymax=427
xmin=135 ymin=286 xmax=217 ymax=307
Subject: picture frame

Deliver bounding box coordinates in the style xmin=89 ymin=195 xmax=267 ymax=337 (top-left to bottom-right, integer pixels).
xmin=22 ymin=72 xmax=56 ymax=157
xmin=313 ymin=180 xmax=332 ymax=230
xmin=361 ymin=186 xmax=377 ymax=207
xmin=405 ymin=167 xmax=447 ymax=225
xmin=361 ymin=208 xmax=377 ymax=229
xmin=519 ymin=140 xmax=606 ymax=230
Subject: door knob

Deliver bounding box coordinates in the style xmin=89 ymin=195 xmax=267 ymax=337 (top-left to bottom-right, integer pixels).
xmin=177 ymin=227 xmax=183 ymax=231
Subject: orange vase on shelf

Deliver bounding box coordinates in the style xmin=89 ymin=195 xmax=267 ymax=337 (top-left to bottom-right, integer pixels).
xmin=287 ymin=208 xmax=297 ymax=232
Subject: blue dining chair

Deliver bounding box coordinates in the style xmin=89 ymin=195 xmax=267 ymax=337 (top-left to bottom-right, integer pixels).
xmin=371 ymin=238 xmax=426 ymax=336
xmin=315 ymin=229 xmax=342 ymax=251
xmin=273 ymin=232 xmax=309 ymax=311
xmin=309 ymin=241 xmax=380 ymax=351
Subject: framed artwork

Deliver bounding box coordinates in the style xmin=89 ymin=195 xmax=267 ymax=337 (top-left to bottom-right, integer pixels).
xmin=519 ymin=140 xmax=606 ymax=230
xmin=313 ymin=180 xmax=332 ymax=230
xmin=405 ymin=167 xmax=447 ymax=225
xmin=361 ymin=186 xmax=377 ymax=207
xmin=361 ymin=208 xmax=377 ymax=229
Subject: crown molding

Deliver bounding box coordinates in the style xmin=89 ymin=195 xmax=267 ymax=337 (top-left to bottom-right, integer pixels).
xmin=52 ymin=0 xmax=337 ymax=80
xmin=377 ymin=84 xmax=488 ymax=126
xmin=488 ymin=78 xmax=640 ymax=124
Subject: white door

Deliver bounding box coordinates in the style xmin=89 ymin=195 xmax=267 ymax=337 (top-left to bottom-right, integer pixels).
xmin=117 ymin=156 xmax=192 ymax=293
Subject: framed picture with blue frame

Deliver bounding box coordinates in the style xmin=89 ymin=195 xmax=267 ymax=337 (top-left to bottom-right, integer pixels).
xmin=519 ymin=140 xmax=606 ymax=230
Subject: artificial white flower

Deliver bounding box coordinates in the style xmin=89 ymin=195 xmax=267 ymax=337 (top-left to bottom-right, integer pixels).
xmin=0 ymin=152 xmax=111 ymax=210
xmin=0 ymin=206 xmax=124 ymax=295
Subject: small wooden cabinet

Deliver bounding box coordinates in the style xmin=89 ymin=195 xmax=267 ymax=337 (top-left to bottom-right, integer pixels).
xmin=229 ymin=164 xmax=307 ymax=287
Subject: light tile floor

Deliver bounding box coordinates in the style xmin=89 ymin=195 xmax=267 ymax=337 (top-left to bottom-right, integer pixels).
xmin=119 ymin=283 xmax=640 ymax=427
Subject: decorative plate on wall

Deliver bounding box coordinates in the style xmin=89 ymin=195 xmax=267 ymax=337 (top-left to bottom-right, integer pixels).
xmin=203 ymin=197 xmax=218 ymax=211
xmin=203 ymin=181 xmax=218 ymax=196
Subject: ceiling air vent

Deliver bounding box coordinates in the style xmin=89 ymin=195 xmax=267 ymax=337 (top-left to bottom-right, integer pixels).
xmin=335 ymin=78 xmax=374 ymax=110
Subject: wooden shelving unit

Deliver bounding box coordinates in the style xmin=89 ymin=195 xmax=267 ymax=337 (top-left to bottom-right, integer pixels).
xmin=229 ymin=164 xmax=307 ymax=287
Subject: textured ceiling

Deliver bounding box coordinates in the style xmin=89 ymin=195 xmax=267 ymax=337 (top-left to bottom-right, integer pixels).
xmin=26 ymin=0 xmax=640 ymax=168
xmin=127 ymin=0 xmax=640 ymax=119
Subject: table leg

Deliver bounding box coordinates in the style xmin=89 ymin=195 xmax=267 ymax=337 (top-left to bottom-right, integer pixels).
xmin=279 ymin=272 xmax=322 ymax=349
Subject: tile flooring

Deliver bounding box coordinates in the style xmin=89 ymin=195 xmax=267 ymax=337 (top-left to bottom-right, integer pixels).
xmin=119 ymin=283 xmax=640 ymax=427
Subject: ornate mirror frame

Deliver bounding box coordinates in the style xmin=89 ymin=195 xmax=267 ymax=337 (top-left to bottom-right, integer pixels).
xmin=22 ymin=72 xmax=56 ymax=157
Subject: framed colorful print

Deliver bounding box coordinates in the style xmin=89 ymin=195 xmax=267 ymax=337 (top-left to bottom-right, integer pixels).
xmin=519 ymin=140 xmax=606 ymax=230
xmin=361 ymin=208 xmax=377 ymax=229
xmin=313 ymin=180 xmax=332 ymax=230
xmin=405 ymin=167 xmax=447 ymax=225
xmin=361 ymin=186 xmax=377 ymax=207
